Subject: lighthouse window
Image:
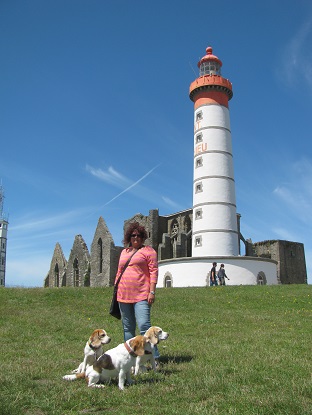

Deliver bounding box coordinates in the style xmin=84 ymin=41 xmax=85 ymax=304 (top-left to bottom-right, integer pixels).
xmin=195 ymin=182 xmax=203 ymax=193
xmin=195 ymin=209 xmax=202 ymax=220
xmin=196 ymin=112 xmax=203 ymax=121
xmin=196 ymin=134 xmax=203 ymax=143
xmin=195 ymin=236 xmax=202 ymax=247
xmin=200 ymin=62 xmax=221 ymax=76
xmin=196 ymin=157 xmax=203 ymax=168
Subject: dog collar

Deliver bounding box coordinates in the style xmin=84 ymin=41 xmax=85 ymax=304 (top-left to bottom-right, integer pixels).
xmin=124 ymin=341 xmax=137 ymax=357
xmin=88 ymin=341 xmax=100 ymax=351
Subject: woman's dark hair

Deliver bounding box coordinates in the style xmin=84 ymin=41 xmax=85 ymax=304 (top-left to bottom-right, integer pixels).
xmin=123 ymin=222 xmax=148 ymax=246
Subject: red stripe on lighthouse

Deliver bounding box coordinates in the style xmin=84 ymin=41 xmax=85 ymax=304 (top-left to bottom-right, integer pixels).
xmin=193 ymin=91 xmax=229 ymax=109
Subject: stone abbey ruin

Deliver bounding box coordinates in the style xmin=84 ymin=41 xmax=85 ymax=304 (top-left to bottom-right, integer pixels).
xmin=44 ymin=209 xmax=307 ymax=287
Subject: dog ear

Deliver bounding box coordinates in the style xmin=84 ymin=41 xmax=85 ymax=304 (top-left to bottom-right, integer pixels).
xmin=131 ymin=335 xmax=146 ymax=356
xmin=90 ymin=330 xmax=102 ymax=348
xmin=146 ymin=327 xmax=159 ymax=345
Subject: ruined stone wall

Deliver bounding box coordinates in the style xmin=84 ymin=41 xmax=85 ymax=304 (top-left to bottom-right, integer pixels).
xmin=253 ymin=240 xmax=307 ymax=284
xmin=44 ymin=212 xmax=307 ymax=287
xmin=66 ymin=235 xmax=90 ymax=287
xmin=44 ymin=242 xmax=67 ymax=287
xmin=157 ymin=209 xmax=192 ymax=260
xmin=90 ymin=217 xmax=123 ymax=287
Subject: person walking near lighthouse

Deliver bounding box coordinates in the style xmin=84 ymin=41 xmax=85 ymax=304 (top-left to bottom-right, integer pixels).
xmin=217 ymin=263 xmax=229 ymax=285
xmin=210 ymin=262 xmax=218 ymax=286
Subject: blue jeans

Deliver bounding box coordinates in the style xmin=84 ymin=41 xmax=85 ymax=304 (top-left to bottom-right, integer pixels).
xmin=119 ymin=300 xmax=159 ymax=358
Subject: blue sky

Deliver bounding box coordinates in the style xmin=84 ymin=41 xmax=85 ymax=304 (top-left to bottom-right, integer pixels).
xmin=1 ymin=0 xmax=312 ymax=287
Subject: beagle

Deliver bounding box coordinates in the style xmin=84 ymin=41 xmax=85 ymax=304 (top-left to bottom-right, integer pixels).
xmin=64 ymin=335 xmax=150 ymax=390
xmin=71 ymin=329 xmax=111 ymax=374
xmin=134 ymin=326 xmax=169 ymax=375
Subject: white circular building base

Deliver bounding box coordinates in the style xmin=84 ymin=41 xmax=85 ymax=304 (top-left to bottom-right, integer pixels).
xmin=158 ymin=256 xmax=278 ymax=287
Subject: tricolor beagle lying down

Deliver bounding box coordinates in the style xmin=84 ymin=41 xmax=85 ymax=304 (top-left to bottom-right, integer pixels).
xmin=71 ymin=329 xmax=111 ymax=374
xmin=64 ymin=334 xmax=151 ymax=389
xmin=134 ymin=326 xmax=169 ymax=375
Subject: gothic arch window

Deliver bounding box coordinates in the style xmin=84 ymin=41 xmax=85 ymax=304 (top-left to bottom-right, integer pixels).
xmin=183 ymin=215 xmax=192 ymax=257
xmin=54 ymin=263 xmax=59 ymax=287
xmin=257 ymin=271 xmax=267 ymax=285
xmin=98 ymin=238 xmax=103 ymax=273
xmin=184 ymin=215 xmax=191 ymax=233
xmin=73 ymin=258 xmax=79 ymax=287
xmin=171 ymin=220 xmax=179 ymax=239
xmin=164 ymin=272 xmax=173 ymax=288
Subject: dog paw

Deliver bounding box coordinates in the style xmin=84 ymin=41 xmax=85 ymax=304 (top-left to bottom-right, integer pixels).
xmin=63 ymin=375 xmax=76 ymax=381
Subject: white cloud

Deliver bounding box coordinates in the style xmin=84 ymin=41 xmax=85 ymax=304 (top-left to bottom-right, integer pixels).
xmin=86 ymin=164 xmax=162 ymax=208
xmin=271 ymin=227 xmax=298 ymax=242
xmin=161 ymin=196 xmax=183 ymax=210
xmin=279 ymin=16 xmax=312 ymax=90
xmin=273 ymin=158 xmax=312 ymax=225
xmin=9 ymin=209 xmax=87 ymax=232
xmin=85 ymin=164 xmax=130 ymax=188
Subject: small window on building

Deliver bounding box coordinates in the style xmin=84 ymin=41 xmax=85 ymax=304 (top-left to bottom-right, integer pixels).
xmin=196 ymin=133 xmax=203 ymax=143
xmin=196 ymin=112 xmax=203 ymax=121
xmin=195 ymin=209 xmax=202 ymax=220
xmin=195 ymin=182 xmax=203 ymax=193
xmin=195 ymin=236 xmax=202 ymax=247
xmin=196 ymin=157 xmax=203 ymax=168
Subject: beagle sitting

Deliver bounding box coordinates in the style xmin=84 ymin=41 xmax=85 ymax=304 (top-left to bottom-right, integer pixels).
xmin=64 ymin=335 xmax=151 ymax=390
xmin=134 ymin=326 xmax=169 ymax=375
xmin=71 ymin=329 xmax=111 ymax=374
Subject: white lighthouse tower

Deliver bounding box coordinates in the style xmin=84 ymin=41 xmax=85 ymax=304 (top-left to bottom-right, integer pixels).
xmin=190 ymin=46 xmax=239 ymax=257
xmin=157 ymin=45 xmax=278 ymax=287
xmin=0 ymin=184 xmax=8 ymax=287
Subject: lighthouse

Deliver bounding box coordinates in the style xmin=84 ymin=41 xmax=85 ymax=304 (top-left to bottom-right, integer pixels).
xmin=189 ymin=46 xmax=239 ymax=257
xmin=0 ymin=184 xmax=8 ymax=287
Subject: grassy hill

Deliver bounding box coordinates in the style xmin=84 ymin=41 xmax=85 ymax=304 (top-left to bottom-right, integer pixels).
xmin=0 ymin=284 xmax=311 ymax=415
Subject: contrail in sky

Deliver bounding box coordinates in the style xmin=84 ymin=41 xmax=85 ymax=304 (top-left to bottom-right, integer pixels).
xmin=102 ymin=163 xmax=161 ymax=207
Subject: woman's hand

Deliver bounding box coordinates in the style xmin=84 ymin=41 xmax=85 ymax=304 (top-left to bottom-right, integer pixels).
xmin=148 ymin=292 xmax=155 ymax=305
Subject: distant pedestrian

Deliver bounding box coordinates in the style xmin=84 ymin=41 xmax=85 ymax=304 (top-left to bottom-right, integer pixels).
xmin=210 ymin=262 xmax=218 ymax=286
xmin=217 ymin=263 xmax=229 ymax=286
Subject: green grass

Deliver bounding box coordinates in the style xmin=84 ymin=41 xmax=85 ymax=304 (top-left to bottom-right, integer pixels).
xmin=0 ymin=285 xmax=311 ymax=415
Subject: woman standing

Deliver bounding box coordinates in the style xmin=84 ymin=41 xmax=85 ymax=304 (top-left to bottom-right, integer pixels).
xmin=115 ymin=222 xmax=158 ymax=352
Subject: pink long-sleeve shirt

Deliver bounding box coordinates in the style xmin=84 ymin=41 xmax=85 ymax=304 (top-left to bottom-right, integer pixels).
xmin=115 ymin=246 xmax=158 ymax=303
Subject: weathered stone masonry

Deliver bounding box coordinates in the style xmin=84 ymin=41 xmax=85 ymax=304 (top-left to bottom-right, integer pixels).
xmin=44 ymin=209 xmax=307 ymax=287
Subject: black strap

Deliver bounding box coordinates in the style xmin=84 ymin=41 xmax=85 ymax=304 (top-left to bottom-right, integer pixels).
xmin=114 ymin=248 xmax=139 ymax=289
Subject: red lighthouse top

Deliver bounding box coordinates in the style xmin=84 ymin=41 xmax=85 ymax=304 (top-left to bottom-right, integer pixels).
xmin=198 ymin=46 xmax=222 ymax=75
xmin=189 ymin=46 xmax=233 ymax=103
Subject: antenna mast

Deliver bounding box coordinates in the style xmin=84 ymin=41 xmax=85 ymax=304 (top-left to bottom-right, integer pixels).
xmin=0 ymin=183 xmax=4 ymax=219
